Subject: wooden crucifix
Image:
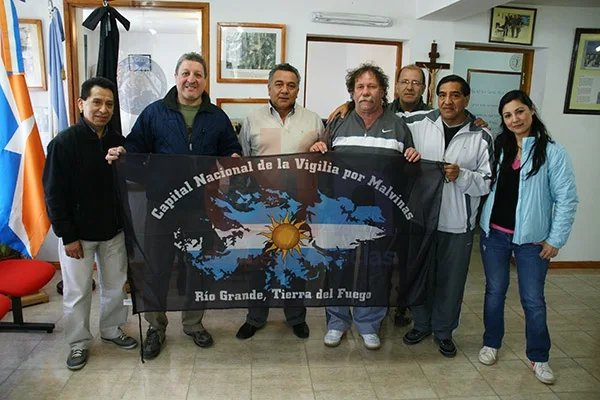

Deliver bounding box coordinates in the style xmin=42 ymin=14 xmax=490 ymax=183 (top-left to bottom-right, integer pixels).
xmin=416 ymin=41 xmax=450 ymax=107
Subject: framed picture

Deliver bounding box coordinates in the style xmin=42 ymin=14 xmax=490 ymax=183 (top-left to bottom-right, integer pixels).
xmin=564 ymin=28 xmax=600 ymax=115
xmin=489 ymin=6 xmax=537 ymax=46
xmin=18 ymin=19 xmax=47 ymax=90
xmin=216 ymin=98 xmax=269 ymax=133
xmin=217 ymin=22 xmax=286 ymax=83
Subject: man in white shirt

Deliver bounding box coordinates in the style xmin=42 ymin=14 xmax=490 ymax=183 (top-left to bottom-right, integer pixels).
xmin=237 ymin=63 xmax=324 ymax=340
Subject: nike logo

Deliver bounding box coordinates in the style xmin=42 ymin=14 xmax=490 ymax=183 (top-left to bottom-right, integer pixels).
xmin=382 ymin=129 xmax=392 ymax=133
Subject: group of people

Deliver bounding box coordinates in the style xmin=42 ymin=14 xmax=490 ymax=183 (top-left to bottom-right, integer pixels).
xmin=42 ymin=52 xmax=578 ymax=387
xmin=496 ymin=13 xmax=525 ymax=39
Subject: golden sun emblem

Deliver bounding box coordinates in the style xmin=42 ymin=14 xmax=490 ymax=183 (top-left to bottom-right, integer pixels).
xmin=259 ymin=212 xmax=311 ymax=260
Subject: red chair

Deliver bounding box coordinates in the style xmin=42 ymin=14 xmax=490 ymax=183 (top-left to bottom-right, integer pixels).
xmin=0 ymin=259 xmax=56 ymax=333
xmin=0 ymin=294 xmax=10 ymax=320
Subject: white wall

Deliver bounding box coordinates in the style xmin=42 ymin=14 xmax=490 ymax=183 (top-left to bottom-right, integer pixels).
xmin=455 ymin=6 xmax=600 ymax=263
xmin=305 ymin=41 xmax=399 ymax=118
xmin=14 ymin=0 xmax=600 ymax=262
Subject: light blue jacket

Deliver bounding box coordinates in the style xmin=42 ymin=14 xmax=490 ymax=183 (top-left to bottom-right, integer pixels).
xmin=480 ymin=136 xmax=578 ymax=248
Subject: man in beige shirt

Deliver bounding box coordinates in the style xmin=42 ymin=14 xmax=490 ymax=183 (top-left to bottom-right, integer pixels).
xmin=237 ymin=63 xmax=324 ymax=340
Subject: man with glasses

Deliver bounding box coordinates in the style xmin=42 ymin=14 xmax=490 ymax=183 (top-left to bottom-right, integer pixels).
xmin=327 ymin=64 xmax=432 ymax=121
xmin=390 ymin=64 xmax=432 ymax=113
xmin=327 ymin=65 xmax=487 ymax=329
xmin=326 ymin=64 xmax=431 ymax=328
xmin=388 ymin=65 xmax=431 ymax=326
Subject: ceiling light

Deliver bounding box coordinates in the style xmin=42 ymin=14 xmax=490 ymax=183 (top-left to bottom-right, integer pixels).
xmin=148 ymin=28 xmax=157 ymax=35
xmin=311 ymin=12 xmax=393 ymax=27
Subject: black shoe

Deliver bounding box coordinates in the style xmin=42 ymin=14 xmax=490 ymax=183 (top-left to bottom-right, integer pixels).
xmin=142 ymin=328 xmax=164 ymax=360
xmin=434 ymin=337 xmax=457 ymax=358
xmin=292 ymin=322 xmax=310 ymax=339
xmin=236 ymin=323 xmax=259 ymax=340
xmin=187 ymin=330 xmax=214 ymax=348
xmin=66 ymin=348 xmax=88 ymax=370
xmin=394 ymin=308 xmax=412 ymax=327
xmin=403 ymin=328 xmax=432 ymax=345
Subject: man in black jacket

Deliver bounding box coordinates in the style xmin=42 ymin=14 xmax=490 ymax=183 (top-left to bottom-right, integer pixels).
xmin=42 ymin=77 xmax=137 ymax=371
xmin=106 ymin=52 xmax=242 ymax=359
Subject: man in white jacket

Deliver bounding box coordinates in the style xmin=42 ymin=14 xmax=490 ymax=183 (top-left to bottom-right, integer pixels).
xmin=401 ymin=75 xmax=493 ymax=357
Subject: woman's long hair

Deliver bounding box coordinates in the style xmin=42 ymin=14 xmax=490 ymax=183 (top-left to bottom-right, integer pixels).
xmin=493 ymin=90 xmax=553 ymax=182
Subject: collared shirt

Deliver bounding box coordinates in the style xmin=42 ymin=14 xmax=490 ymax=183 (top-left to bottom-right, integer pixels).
xmin=268 ymin=101 xmax=296 ymax=126
xmin=240 ymin=104 xmax=324 ymax=156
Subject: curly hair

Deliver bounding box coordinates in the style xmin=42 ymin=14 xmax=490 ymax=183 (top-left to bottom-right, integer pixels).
xmin=345 ymin=63 xmax=389 ymax=106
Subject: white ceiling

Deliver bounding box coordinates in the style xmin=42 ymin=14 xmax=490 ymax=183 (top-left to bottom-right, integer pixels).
xmin=418 ymin=0 xmax=600 ymax=21
xmin=508 ymin=0 xmax=600 ymax=7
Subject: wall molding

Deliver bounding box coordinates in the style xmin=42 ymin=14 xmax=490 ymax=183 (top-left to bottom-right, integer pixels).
xmin=510 ymin=257 xmax=599 ymax=269
xmin=550 ymin=261 xmax=599 ymax=269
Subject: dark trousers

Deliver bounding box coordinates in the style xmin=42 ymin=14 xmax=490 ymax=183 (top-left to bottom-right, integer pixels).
xmin=245 ymin=306 xmax=306 ymax=328
xmin=411 ymin=230 xmax=474 ymax=340
xmin=142 ymin=204 xmax=221 ymax=335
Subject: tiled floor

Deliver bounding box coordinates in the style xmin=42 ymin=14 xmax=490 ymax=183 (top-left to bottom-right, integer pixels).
xmin=1 ymin=246 xmax=599 ymax=399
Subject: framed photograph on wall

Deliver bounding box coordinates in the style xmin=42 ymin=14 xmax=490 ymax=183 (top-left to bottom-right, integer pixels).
xmin=18 ymin=19 xmax=47 ymax=90
xmin=217 ymin=22 xmax=286 ymax=83
xmin=489 ymin=6 xmax=537 ymax=46
xmin=216 ymin=98 xmax=269 ymax=133
xmin=564 ymin=28 xmax=600 ymax=115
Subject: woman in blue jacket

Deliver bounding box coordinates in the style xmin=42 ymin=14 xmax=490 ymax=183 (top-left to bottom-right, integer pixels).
xmin=477 ymin=90 xmax=578 ymax=385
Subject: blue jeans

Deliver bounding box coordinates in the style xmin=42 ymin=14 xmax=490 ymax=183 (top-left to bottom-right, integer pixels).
xmin=326 ymin=306 xmax=387 ymax=335
xmin=480 ymin=229 xmax=551 ymax=362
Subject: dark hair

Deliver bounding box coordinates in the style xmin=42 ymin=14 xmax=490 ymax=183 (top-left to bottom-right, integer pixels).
xmin=494 ymin=90 xmax=553 ymax=181
xmin=345 ymin=63 xmax=389 ymax=106
xmin=268 ymin=63 xmax=301 ymax=85
xmin=436 ymin=74 xmax=470 ymax=96
xmin=396 ymin=64 xmax=426 ymax=86
xmin=80 ymin=77 xmax=115 ymax=100
xmin=175 ymin=52 xmax=207 ymax=77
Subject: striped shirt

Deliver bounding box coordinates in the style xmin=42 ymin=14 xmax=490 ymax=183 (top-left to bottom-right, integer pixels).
xmin=329 ymin=109 xmax=415 ymax=155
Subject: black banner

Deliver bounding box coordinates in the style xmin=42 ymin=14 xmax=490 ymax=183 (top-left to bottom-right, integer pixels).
xmin=117 ymin=152 xmax=444 ymax=312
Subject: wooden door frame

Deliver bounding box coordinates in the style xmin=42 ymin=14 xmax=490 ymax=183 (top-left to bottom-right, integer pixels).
xmin=454 ymin=43 xmax=534 ymax=94
xmin=63 ymin=0 xmax=210 ymax=125
xmin=304 ymin=36 xmax=403 ymax=105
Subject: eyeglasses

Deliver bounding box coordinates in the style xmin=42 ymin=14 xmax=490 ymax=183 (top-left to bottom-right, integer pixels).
xmin=399 ymin=79 xmax=424 ymax=86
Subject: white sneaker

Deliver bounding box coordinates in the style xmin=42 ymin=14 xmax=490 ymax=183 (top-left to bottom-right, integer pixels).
xmin=529 ymin=360 xmax=556 ymax=384
xmin=324 ymin=329 xmax=345 ymax=347
xmin=361 ymin=333 xmax=381 ymax=350
xmin=478 ymin=346 xmax=498 ymax=365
